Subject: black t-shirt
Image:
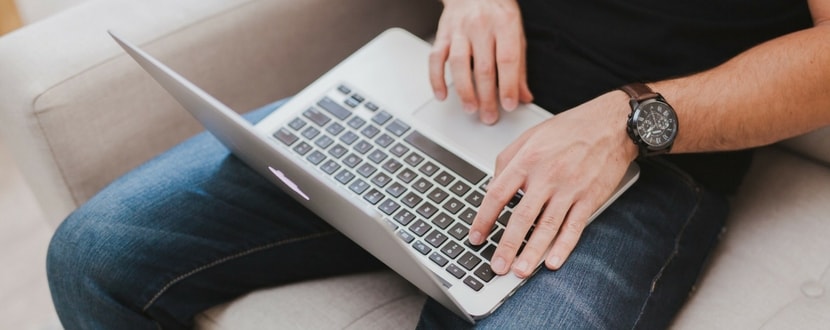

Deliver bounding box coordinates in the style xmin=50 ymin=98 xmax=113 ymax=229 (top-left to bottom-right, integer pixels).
xmin=518 ymin=0 xmax=813 ymax=193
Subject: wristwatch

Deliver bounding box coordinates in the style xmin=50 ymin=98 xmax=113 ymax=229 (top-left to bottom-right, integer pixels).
xmin=620 ymin=83 xmax=678 ymax=157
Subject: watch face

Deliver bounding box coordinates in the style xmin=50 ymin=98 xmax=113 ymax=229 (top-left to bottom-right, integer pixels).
xmin=634 ymin=99 xmax=678 ymax=148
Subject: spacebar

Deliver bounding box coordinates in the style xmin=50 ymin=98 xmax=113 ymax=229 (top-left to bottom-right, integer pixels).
xmin=404 ymin=130 xmax=487 ymax=184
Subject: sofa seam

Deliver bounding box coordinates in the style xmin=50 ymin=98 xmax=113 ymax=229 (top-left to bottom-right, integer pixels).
xmin=140 ymin=229 xmax=339 ymax=313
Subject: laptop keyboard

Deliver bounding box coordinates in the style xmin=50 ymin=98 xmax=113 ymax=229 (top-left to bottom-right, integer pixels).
xmin=273 ymin=85 xmax=524 ymax=292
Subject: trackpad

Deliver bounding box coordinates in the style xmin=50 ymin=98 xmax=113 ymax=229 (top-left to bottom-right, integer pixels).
xmin=410 ymin=91 xmax=551 ymax=168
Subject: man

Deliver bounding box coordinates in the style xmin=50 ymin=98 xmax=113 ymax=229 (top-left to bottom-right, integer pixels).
xmin=47 ymin=0 xmax=830 ymax=329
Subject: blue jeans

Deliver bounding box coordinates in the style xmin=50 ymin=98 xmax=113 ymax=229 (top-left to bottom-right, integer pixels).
xmin=47 ymin=100 xmax=729 ymax=329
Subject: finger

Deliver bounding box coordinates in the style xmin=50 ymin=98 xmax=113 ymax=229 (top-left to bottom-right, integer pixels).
xmin=545 ymin=200 xmax=593 ymax=270
xmin=518 ymin=39 xmax=534 ymax=103
xmin=429 ymin=37 xmax=451 ymax=101
xmin=470 ymin=34 xmax=499 ymax=124
xmin=488 ymin=187 xmax=551 ymax=276
xmin=511 ymin=195 xmax=569 ymax=278
xmin=448 ymin=35 xmax=478 ymax=113
xmin=469 ymin=165 xmax=527 ymax=246
xmin=494 ymin=26 xmax=523 ymax=112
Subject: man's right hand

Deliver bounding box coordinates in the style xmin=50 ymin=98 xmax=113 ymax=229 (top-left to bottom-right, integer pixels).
xmin=429 ymin=0 xmax=533 ymax=125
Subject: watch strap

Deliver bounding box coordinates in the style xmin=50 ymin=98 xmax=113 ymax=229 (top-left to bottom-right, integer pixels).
xmin=620 ymin=83 xmax=658 ymax=102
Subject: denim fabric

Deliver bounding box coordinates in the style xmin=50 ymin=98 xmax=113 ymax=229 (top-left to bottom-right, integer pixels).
xmin=47 ymin=100 xmax=728 ymax=329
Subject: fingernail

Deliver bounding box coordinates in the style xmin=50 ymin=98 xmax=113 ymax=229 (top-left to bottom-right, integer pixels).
xmin=514 ymin=259 xmax=529 ymax=275
xmin=483 ymin=113 xmax=497 ymax=125
xmin=435 ymin=90 xmax=446 ymax=101
xmin=463 ymin=103 xmax=477 ymax=114
xmin=548 ymin=255 xmax=562 ymax=269
xmin=469 ymin=231 xmax=482 ymax=245
xmin=491 ymin=257 xmax=507 ymax=274
xmin=503 ymin=97 xmax=517 ymax=111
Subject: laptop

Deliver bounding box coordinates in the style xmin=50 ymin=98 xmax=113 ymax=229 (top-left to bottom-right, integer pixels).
xmin=110 ymin=28 xmax=639 ymax=323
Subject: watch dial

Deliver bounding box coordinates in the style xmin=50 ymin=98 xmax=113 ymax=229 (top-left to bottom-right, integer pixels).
xmin=636 ymin=100 xmax=677 ymax=148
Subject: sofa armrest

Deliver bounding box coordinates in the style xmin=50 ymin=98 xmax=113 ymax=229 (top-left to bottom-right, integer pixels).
xmin=0 ymin=0 xmax=441 ymax=226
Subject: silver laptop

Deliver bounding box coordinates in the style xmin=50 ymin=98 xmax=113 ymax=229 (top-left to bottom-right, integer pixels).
xmin=111 ymin=28 xmax=639 ymax=323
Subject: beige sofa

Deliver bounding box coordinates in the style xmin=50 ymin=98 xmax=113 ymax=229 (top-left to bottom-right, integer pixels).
xmin=1 ymin=0 xmax=828 ymax=328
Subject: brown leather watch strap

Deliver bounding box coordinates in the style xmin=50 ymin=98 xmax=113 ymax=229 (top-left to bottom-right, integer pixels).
xmin=620 ymin=83 xmax=659 ymax=102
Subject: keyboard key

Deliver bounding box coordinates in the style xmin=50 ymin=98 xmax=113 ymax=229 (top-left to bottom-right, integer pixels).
xmin=420 ymin=162 xmax=440 ymax=177
xmin=357 ymin=163 xmax=377 ymax=178
xmin=372 ymin=111 xmax=393 ymax=125
xmin=343 ymin=153 xmax=362 ymax=168
xmin=390 ymin=143 xmax=410 ymax=157
xmin=337 ymin=85 xmax=351 ymax=94
xmin=427 ymin=188 xmax=449 ymax=204
xmin=416 ymin=202 xmax=438 ymax=219
xmin=481 ymin=244 xmax=497 ymax=261
xmin=363 ymin=189 xmax=384 ymax=205
xmin=497 ymin=212 xmax=511 ymax=226
xmin=442 ymin=198 xmax=464 ymax=214
xmin=425 ymin=230 xmax=449 ymax=248
xmin=429 ymin=252 xmax=449 ymax=267
xmin=339 ymin=131 xmax=359 ymax=145
xmin=441 ymin=242 xmax=464 ymax=259
xmin=409 ymin=220 xmax=431 ymax=237
xmin=349 ymin=179 xmax=369 ymax=194
xmin=328 ymin=144 xmax=348 ymax=158
xmin=385 ymin=182 xmax=407 ymax=198
xmin=378 ymin=199 xmax=400 ymax=215
xmin=320 ymin=160 xmax=340 ymax=175
xmin=412 ymin=241 xmax=431 ymax=255
xmin=303 ymin=107 xmax=331 ymax=126
xmin=382 ymin=159 xmax=403 ymax=174
xmin=490 ymin=229 xmax=504 ymax=244
xmin=450 ymin=181 xmax=471 ymax=197
xmin=401 ymin=192 xmax=423 ymax=208
xmin=274 ymin=128 xmax=298 ymax=146
xmin=434 ymin=171 xmax=454 ymax=186
xmin=404 ymin=130 xmax=486 ymax=184
xmin=293 ymin=141 xmax=312 ymax=156
xmin=458 ymin=252 xmax=482 ymax=271
xmin=404 ymin=152 xmax=424 ymax=166
xmin=465 ymin=191 xmax=484 ymax=207
xmin=318 ymin=97 xmax=352 ymax=120
xmin=448 ymin=223 xmax=469 ymax=240
xmin=335 ymin=169 xmax=355 ymax=185
xmin=507 ymin=192 xmax=523 ymax=208
xmin=361 ymin=125 xmax=381 ymax=139
xmin=397 ymin=230 xmax=415 ymax=244
xmin=365 ymin=102 xmax=379 ymax=112
xmin=412 ymin=178 xmax=433 ymax=194
xmin=288 ymin=118 xmax=306 ymax=131
xmin=353 ymin=140 xmax=373 ymax=154
xmin=368 ymin=149 xmax=388 ymax=164
xmin=351 ymin=94 xmax=365 ymax=103
xmin=326 ymin=122 xmax=345 ymax=136
xmin=393 ymin=209 xmax=416 ymax=226
xmin=345 ymin=97 xmax=360 ymax=108
xmin=302 ymin=126 xmax=320 ymax=140
xmin=396 ymin=168 xmax=417 ymax=183
xmin=463 ymin=276 xmax=484 ymax=291
xmin=375 ymin=134 xmax=395 ymax=148
xmin=446 ymin=264 xmax=465 ymax=279
xmin=348 ymin=116 xmax=366 ymax=129
xmin=459 ymin=208 xmax=477 ymax=225
xmin=474 ymin=263 xmax=496 ymax=282
xmin=431 ymin=213 xmax=453 ymax=229
xmin=386 ymin=119 xmax=411 ymax=137
xmin=371 ymin=172 xmax=392 ymax=188
xmin=315 ymin=135 xmax=334 ymax=149
xmin=306 ymin=150 xmax=326 ymax=165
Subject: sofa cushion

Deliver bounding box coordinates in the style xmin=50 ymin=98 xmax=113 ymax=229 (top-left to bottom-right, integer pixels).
xmin=673 ymin=147 xmax=830 ymax=329
xmin=197 ymin=271 xmax=425 ymax=329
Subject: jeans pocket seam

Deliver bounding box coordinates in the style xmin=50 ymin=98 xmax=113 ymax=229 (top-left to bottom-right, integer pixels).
xmin=140 ymin=229 xmax=339 ymax=313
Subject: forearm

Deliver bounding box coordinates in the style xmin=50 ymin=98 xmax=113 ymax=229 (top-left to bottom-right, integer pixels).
xmin=652 ymin=23 xmax=830 ymax=154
